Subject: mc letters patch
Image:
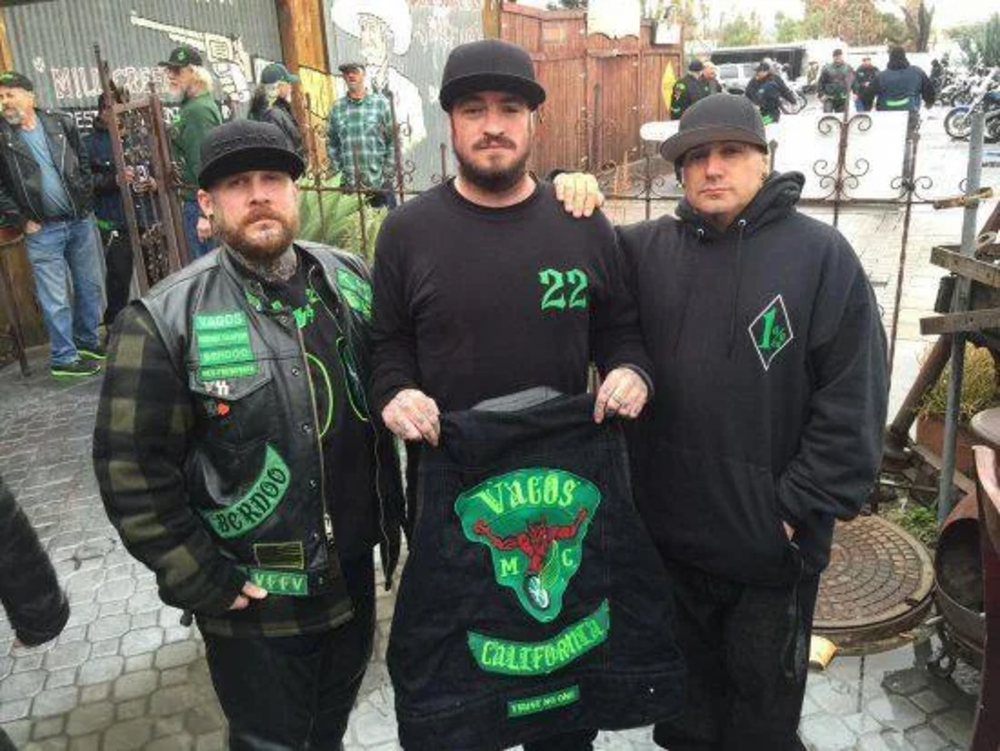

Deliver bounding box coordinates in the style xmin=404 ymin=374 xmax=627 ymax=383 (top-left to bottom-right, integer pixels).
xmin=455 ymin=468 xmax=600 ymax=624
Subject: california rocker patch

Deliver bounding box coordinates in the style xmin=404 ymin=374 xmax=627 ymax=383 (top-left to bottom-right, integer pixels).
xmin=455 ymin=468 xmax=601 ymax=624
xmin=749 ymin=294 xmax=794 ymax=371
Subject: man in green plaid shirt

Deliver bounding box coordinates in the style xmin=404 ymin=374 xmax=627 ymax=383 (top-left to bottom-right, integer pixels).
xmin=327 ymin=62 xmax=396 ymax=208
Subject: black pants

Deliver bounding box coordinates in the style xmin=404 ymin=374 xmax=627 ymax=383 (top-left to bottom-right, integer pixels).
xmin=653 ymin=557 xmax=818 ymax=751
xmin=203 ymin=554 xmax=375 ymax=751
xmin=523 ymin=729 xmax=598 ymax=750
xmin=99 ymin=225 xmax=134 ymax=327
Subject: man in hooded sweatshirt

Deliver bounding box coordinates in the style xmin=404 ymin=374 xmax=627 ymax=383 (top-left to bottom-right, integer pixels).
xmin=553 ymin=93 xmax=888 ymax=749
xmin=874 ymin=46 xmax=935 ymax=112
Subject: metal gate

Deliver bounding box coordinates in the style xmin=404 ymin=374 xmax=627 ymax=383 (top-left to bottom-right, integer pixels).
xmin=95 ymin=45 xmax=187 ymax=292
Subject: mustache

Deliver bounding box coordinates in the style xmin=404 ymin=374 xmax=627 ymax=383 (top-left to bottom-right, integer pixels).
xmin=474 ymin=136 xmax=516 ymax=150
xmin=242 ymin=210 xmax=286 ymax=226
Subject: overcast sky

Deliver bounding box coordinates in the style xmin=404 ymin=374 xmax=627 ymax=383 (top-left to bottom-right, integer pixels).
xmin=514 ymin=0 xmax=994 ymax=32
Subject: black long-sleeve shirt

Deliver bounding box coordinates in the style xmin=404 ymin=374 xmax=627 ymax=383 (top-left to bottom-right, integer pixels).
xmin=370 ymin=179 xmax=651 ymax=413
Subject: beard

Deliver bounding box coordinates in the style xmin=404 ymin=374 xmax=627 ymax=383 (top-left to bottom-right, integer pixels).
xmin=2 ymin=107 xmax=23 ymax=126
xmin=215 ymin=208 xmax=298 ymax=263
xmin=454 ymin=137 xmax=531 ymax=194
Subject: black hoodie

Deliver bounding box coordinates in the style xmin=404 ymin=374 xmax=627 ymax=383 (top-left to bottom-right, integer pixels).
xmin=618 ymin=172 xmax=888 ymax=585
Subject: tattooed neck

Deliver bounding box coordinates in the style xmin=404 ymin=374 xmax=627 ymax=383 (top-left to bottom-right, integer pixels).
xmin=230 ymin=245 xmax=298 ymax=284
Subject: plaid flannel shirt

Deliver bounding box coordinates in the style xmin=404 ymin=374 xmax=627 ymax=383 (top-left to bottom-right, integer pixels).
xmin=326 ymin=91 xmax=395 ymax=190
xmin=93 ymin=305 xmax=353 ymax=638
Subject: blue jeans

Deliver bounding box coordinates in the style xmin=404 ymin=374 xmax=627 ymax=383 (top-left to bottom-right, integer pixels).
xmin=182 ymin=199 xmax=216 ymax=261
xmin=24 ymin=216 xmax=104 ymax=366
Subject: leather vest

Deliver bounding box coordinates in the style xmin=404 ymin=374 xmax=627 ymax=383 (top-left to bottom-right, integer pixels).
xmin=141 ymin=241 xmax=402 ymax=598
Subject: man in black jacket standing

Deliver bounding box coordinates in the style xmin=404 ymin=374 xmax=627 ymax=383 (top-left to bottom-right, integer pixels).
xmin=249 ymin=62 xmax=305 ymax=160
xmin=0 ymin=71 xmax=105 ymax=378
xmin=745 ymin=62 xmax=796 ymax=123
xmin=874 ymin=46 xmax=935 ymax=112
xmin=94 ymin=120 xmax=404 ymax=750
xmin=618 ymin=93 xmax=888 ymax=750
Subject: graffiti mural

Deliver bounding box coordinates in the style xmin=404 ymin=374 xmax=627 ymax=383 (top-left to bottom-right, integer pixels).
xmin=326 ymin=0 xmax=484 ymax=186
xmin=5 ymin=0 xmax=283 ymax=127
xmin=129 ymin=10 xmax=254 ymax=107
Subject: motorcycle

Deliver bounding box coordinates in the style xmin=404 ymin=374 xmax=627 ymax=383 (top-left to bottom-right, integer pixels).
xmin=780 ymin=82 xmax=808 ymax=115
xmin=944 ymin=69 xmax=1000 ymax=142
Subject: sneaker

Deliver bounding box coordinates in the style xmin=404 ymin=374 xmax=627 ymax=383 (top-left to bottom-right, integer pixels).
xmin=51 ymin=360 xmax=102 ymax=378
xmin=76 ymin=344 xmax=107 ymax=361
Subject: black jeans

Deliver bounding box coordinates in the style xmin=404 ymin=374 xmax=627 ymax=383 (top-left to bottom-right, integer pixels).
xmin=203 ymin=554 xmax=375 ymax=751
xmin=652 ymin=556 xmax=818 ymax=751
xmin=99 ymin=225 xmax=133 ymax=327
xmin=523 ymin=728 xmax=598 ymax=750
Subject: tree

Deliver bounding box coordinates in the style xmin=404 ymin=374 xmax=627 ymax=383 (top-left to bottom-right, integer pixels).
xmin=900 ymin=0 xmax=934 ymax=52
xmin=774 ymin=12 xmax=804 ymax=43
xmin=800 ymin=0 xmax=890 ymax=45
xmin=949 ymin=13 xmax=1000 ymax=67
xmin=547 ymin=0 xmax=588 ymax=8
xmin=717 ymin=11 xmax=763 ymax=46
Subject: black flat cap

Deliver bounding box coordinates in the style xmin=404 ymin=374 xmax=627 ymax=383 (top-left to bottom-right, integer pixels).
xmin=198 ymin=120 xmax=305 ymax=190
xmin=160 ymin=45 xmax=203 ymax=69
xmin=0 ymin=71 xmax=33 ymax=92
xmin=439 ymin=39 xmax=545 ymax=111
xmin=660 ymin=93 xmax=768 ymax=164
xmin=338 ymin=62 xmax=365 ymax=74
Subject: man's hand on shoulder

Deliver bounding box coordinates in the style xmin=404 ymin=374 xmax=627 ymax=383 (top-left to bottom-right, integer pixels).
xmin=593 ymin=367 xmax=648 ymax=424
xmin=381 ymin=388 xmax=441 ymax=446
xmin=553 ymin=172 xmax=605 ymax=219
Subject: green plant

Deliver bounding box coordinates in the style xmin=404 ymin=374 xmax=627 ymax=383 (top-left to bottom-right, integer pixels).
xmin=918 ymin=342 xmax=1000 ymax=424
xmin=297 ymin=174 xmax=387 ymax=261
xmin=892 ymin=503 xmax=939 ymax=548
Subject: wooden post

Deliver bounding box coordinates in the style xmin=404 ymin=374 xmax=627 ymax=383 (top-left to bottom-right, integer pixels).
xmin=274 ymin=0 xmax=330 ymax=129
xmin=0 ymin=8 xmax=14 ymax=72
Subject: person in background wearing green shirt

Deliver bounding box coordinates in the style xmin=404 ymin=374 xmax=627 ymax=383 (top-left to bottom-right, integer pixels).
xmin=326 ymin=62 xmax=396 ymax=208
xmin=159 ymin=44 xmax=223 ymax=260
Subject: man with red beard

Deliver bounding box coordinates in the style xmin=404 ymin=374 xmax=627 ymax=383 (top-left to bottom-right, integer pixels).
xmin=93 ymin=119 xmax=404 ymax=750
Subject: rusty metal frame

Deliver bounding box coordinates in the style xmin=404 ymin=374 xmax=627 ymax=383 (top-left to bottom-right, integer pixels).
xmin=95 ymin=44 xmax=186 ymax=293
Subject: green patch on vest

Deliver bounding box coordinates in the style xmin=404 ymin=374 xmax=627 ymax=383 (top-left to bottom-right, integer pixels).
xmin=468 ymin=600 xmax=609 ymax=676
xmin=243 ymin=567 xmax=309 ymax=597
xmin=508 ymin=685 xmax=580 ymax=718
xmin=194 ymin=310 xmax=258 ymax=382
xmin=201 ymin=445 xmax=291 ymax=538
xmin=456 ymin=467 xmax=601 ymax=623
xmin=336 ymin=268 xmax=372 ymax=321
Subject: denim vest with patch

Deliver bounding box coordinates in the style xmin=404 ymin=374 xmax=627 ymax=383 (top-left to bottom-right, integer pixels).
xmin=388 ymin=391 xmax=684 ymax=751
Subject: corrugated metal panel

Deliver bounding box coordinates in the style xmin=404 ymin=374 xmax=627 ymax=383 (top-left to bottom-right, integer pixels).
xmin=325 ymin=0 xmax=484 ymax=188
xmin=5 ymin=0 xmax=283 ymax=123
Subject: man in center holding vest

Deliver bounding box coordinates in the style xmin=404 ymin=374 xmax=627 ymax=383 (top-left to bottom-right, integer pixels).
xmin=93 ymin=119 xmax=404 ymax=750
xmin=371 ymin=39 xmax=683 ymax=750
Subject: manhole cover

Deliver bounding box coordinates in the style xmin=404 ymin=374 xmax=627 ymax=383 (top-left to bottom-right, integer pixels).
xmin=813 ymin=515 xmax=934 ymax=647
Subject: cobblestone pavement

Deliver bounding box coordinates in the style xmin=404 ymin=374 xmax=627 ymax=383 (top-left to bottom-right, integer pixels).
xmin=1 ymin=113 xmax=996 ymax=750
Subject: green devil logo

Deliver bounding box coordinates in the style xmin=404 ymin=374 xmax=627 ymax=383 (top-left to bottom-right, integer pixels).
xmin=456 ymin=468 xmax=601 ymax=623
